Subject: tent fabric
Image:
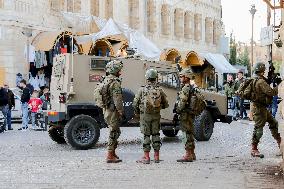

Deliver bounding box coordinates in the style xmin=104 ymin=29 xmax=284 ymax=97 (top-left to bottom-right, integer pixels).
xmin=32 ymin=31 xmax=67 ymax=51
xmin=201 ymin=53 xmax=238 ymax=73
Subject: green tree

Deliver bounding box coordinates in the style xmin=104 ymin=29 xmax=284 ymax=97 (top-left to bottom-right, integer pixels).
xmin=237 ymin=46 xmax=251 ymax=76
xmin=273 ymin=60 xmax=282 ymax=73
xmin=229 ymin=33 xmax=237 ymax=65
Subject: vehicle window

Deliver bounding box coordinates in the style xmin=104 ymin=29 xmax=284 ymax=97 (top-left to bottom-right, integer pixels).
xmin=158 ymin=71 xmax=180 ymax=89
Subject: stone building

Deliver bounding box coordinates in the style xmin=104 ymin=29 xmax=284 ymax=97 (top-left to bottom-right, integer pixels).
xmin=0 ymin=0 xmax=223 ymax=87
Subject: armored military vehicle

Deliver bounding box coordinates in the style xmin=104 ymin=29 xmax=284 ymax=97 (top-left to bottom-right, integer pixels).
xmin=43 ymin=54 xmax=232 ymax=150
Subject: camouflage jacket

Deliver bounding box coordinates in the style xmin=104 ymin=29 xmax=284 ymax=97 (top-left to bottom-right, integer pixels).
xmin=104 ymin=74 xmax=124 ymax=115
xmin=224 ymin=81 xmax=236 ymax=98
xmin=176 ymin=83 xmax=193 ymax=113
xmin=234 ymin=77 xmax=245 ymax=90
xmin=132 ymin=81 xmax=169 ymax=114
xmin=253 ymin=75 xmax=278 ymax=106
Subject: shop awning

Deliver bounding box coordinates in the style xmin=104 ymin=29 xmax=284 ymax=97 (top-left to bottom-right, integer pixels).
xmin=32 ymin=31 xmax=72 ymax=51
xmin=201 ymin=53 xmax=238 ymax=73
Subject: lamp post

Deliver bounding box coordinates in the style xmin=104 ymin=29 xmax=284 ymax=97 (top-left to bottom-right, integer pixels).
xmin=22 ymin=27 xmax=33 ymax=76
xmin=249 ymin=4 xmax=257 ymax=76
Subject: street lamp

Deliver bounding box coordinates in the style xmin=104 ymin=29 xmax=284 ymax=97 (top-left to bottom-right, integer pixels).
xmin=249 ymin=4 xmax=257 ymax=76
xmin=22 ymin=27 xmax=33 ymax=75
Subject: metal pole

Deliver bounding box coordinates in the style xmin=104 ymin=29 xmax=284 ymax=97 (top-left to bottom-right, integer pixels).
xmin=251 ymin=14 xmax=254 ymax=76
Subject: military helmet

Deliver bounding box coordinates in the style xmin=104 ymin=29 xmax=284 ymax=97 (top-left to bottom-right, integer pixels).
xmin=254 ymin=62 xmax=266 ymax=74
xmin=179 ymin=68 xmax=195 ymax=79
xmin=145 ymin=69 xmax=158 ymax=80
xmin=105 ymin=60 xmax=123 ymax=75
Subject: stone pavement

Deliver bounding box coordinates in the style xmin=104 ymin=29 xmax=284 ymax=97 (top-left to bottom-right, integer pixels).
xmin=0 ymin=121 xmax=283 ymax=189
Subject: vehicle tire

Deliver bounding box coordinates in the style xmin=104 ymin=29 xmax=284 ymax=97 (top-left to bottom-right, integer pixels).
xmin=64 ymin=115 xmax=100 ymax=150
xmin=48 ymin=126 xmax=66 ymax=144
xmin=122 ymin=88 xmax=135 ymax=122
xmin=162 ymin=129 xmax=179 ymax=137
xmin=194 ymin=110 xmax=214 ymax=141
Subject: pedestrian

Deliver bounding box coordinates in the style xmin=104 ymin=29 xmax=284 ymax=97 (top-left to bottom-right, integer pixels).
xmin=103 ymin=60 xmax=124 ymax=163
xmin=175 ymin=68 xmax=197 ymax=162
xmin=224 ymin=74 xmax=238 ymax=120
xmin=19 ymin=79 xmax=30 ymax=130
xmin=235 ymin=70 xmax=248 ymax=119
xmin=40 ymin=87 xmax=50 ymax=110
xmin=250 ymin=62 xmax=282 ymax=157
xmin=28 ymin=90 xmax=42 ymax=130
xmin=133 ymin=69 xmax=169 ymax=164
xmin=4 ymin=84 xmax=15 ymax=130
xmin=0 ymin=86 xmax=9 ymax=131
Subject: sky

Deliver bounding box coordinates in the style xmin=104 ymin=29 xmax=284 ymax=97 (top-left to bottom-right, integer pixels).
xmin=221 ymin=0 xmax=281 ymax=43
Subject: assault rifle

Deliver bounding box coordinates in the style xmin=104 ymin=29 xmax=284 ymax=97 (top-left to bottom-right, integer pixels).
xmin=267 ymin=60 xmax=282 ymax=87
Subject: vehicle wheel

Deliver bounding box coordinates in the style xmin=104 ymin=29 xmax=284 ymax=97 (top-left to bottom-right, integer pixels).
xmin=162 ymin=129 xmax=179 ymax=137
xmin=48 ymin=126 xmax=66 ymax=144
xmin=194 ymin=110 xmax=214 ymax=141
xmin=64 ymin=115 xmax=100 ymax=150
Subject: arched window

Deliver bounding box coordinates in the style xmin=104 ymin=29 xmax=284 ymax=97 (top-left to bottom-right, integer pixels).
xmin=105 ymin=0 xmax=113 ymax=19
xmin=161 ymin=4 xmax=170 ymax=35
xmin=67 ymin=0 xmax=81 ymax=13
xmin=174 ymin=8 xmax=183 ymax=38
xmin=147 ymin=0 xmax=156 ymax=33
xmin=184 ymin=11 xmax=193 ymax=39
xmin=194 ymin=13 xmax=202 ymax=41
xmin=0 ymin=0 xmax=4 ymax=9
xmin=205 ymin=17 xmax=213 ymax=44
xmin=50 ymin=0 xmax=64 ymax=11
xmin=129 ymin=0 xmax=140 ymax=29
xmin=90 ymin=0 xmax=99 ymax=16
xmin=213 ymin=19 xmax=220 ymax=45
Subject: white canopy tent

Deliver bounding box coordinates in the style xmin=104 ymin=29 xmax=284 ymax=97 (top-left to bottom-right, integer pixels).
xmin=201 ymin=53 xmax=238 ymax=73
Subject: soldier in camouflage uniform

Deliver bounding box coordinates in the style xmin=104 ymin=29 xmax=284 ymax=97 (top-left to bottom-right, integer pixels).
xmin=133 ymin=69 xmax=169 ymax=164
xmin=104 ymin=60 xmax=124 ymax=163
xmin=251 ymin=62 xmax=282 ymax=157
xmin=176 ymin=68 xmax=197 ymax=162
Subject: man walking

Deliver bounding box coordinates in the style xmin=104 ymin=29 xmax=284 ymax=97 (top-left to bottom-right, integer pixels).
xmin=0 ymin=86 xmax=9 ymax=131
xmin=4 ymin=84 xmax=15 ymax=130
xmin=103 ymin=60 xmax=124 ymax=163
xmin=235 ymin=70 xmax=248 ymax=119
xmin=250 ymin=62 xmax=282 ymax=157
xmin=133 ymin=69 xmax=169 ymax=164
xmin=175 ymin=68 xmax=197 ymax=162
xmin=19 ymin=80 xmax=30 ymax=130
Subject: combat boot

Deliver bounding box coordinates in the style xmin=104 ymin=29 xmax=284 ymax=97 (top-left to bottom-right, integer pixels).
xmin=251 ymin=143 xmax=261 ymax=157
xmin=137 ymin=151 xmax=150 ymax=164
xmin=177 ymin=149 xmax=194 ymax=162
xmin=106 ymin=151 xmax=122 ymax=163
xmin=154 ymin=151 xmax=160 ymax=163
xmin=113 ymin=149 xmax=120 ymax=160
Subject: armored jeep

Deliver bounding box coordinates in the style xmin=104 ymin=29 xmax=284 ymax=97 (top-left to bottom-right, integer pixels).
xmin=44 ymin=54 xmax=232 ymax=150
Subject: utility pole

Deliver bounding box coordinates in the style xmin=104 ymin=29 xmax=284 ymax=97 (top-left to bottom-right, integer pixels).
xmin=249 ymin=4 xmax=256 ymax=76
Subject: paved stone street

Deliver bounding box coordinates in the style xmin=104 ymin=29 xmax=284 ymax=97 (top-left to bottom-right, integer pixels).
xmin=0 ymin=120 xmax=283 ymax=189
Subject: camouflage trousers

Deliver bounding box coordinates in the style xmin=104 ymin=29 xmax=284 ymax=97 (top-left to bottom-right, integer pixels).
xmin=104 ymin=109 xmax=121 ymax=151
xmin=180 ymin=113 xmax=195 ymax=150
xmin=140 ymin=113 xmax=161 ymax=152
xmin=251 ymin=104 xmax=281 ymax=145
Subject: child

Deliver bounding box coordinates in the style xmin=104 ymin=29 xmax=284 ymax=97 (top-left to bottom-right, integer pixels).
xmin=28 ymin=90 xmax=42 ymax=129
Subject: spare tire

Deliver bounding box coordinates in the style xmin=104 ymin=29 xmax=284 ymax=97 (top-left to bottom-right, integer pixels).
xmin=194 ymin=110 xmax=214 ymax=141
xmin=64 ymin=115 xmax=100 ymax=150
xmin=122 ymin=88 xmax=135 ymax=122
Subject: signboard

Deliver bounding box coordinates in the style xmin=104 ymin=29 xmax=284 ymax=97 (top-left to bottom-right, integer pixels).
xmin=89 ymin=74 xmax=102 ymax=82
xmin=260 ymin=26 xmax=273 ymax=46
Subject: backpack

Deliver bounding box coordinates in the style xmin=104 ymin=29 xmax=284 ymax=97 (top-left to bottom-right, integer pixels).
xmin=189 ymin=89 xmax=207 ymax=116
xmin=237 ymin=79 xmax=257 ymax=100
xmin=142 ymin=86 xmax=162 ymax=113
xmin=94 ymin=79 xmax=113 ymax=109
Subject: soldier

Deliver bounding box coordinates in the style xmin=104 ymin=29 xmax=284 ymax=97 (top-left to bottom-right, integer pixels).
xmin=234 ymin=70 xmax=248 ymax=119
xmin=104 ymin=60 xmax=124 ymax=163
xmin=176 ymin=68 xmax=197 ymax=162
xmin=133 ymin=69 xmax=169 ymax=164
xmin=224 ymin=74 xmax=238 ymax=119
xmin=250 ymin=62 xmax=282 ymax=157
